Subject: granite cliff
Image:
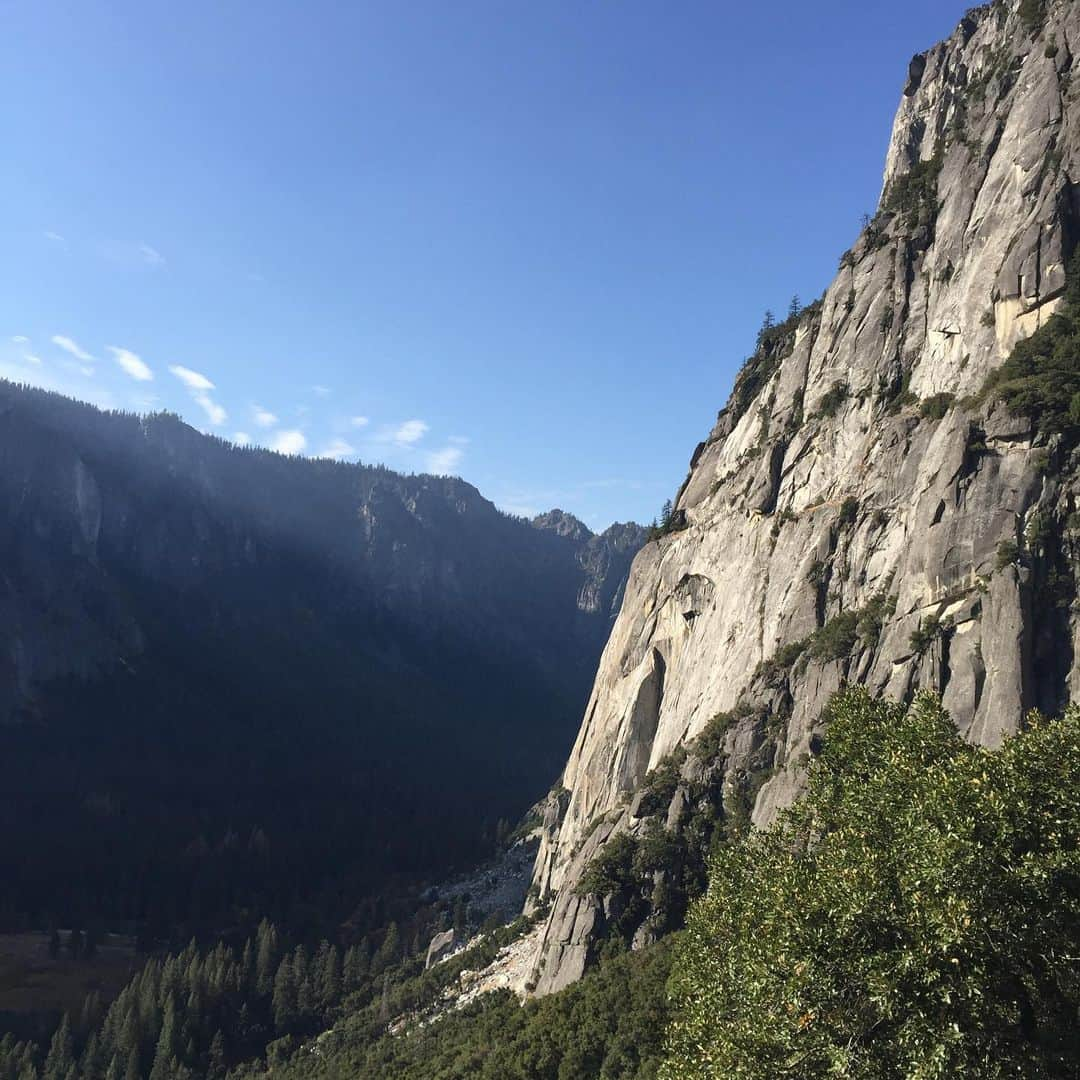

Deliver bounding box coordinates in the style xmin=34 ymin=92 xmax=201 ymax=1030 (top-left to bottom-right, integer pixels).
xmin=527 ymin=0 xmax=1080 ymax=993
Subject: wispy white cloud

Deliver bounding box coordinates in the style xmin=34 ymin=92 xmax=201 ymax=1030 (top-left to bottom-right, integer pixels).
xmin=139 ymin=244 xmax=166 ymax=267
xmin=108 ymin=345 xmax=153 ymax=382
xmin=233 ymin=431 xmax=251 ymax=446
xmin=166 ymin=365 xmax=224 ymax=424
xmin=312 ymin=384 xmax=331 ymax=397
xmin=11 ymin=335 xmax=28 ymax=344
xmin=0 ymin=355 xmax=113 ymax=409
xmin=44 ymin=231 xmax=67 ymax=250
xmin=194 ymin=392 xmax=227 ymax=426
xmin=448 ymin=435 xmax=470 ymax=445
xmin=427 ymin=445 xmax=463 ymax=474
xmin=252 ymin=405 xmax=278 ymax=428
xmin=269 ymin=429 xmax=306 ymax=455
xmin=318 ymin=437 xmax=356 ymax=461
xmin=393 ymin=419 xmax=428 ymax=446
xmin=23 ymin=353 xmax=42 ymax=365
xmin=350 ymin=415 xmax=370 ymax=428
xmin=168 ymin=364 xmax=215 ymax=391
xmin=51 ymin=334 xmax=94 ymax=363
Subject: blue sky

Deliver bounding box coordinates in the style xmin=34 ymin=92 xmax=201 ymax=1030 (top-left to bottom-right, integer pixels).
xmin=2 ymin=1 xmax=968 ymax=528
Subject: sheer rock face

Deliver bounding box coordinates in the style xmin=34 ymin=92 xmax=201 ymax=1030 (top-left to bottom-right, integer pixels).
xmin=528 ymin=0 xmax=1080 ymax=995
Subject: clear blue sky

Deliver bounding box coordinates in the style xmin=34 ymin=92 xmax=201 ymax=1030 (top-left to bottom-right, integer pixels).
xmin=1 ymin=0 xmax=967 ymax=528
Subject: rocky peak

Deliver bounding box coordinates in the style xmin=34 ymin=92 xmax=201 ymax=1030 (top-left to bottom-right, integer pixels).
xmin=533 ymin=509 xmax=593 ymax=542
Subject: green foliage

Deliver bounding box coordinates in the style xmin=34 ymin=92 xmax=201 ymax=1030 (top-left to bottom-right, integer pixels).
xmin=0 ymin=907 xmax=546 ymax=1080
xmin=663 ymin=688 xmax=1080 ymax=1079
xmin=576 ymin=832 xmax=639 ymax=897
xmin=755 ymin=588 xmax=897 ymax=687
xmin=1019 ymin=0 xmax=1047 ymax=34
xmin=637 ymin=747 xmax=689 ymax=817
xmin=919 ymin=392 xmax=956 ymax=420
xmin=648 ymin=499 xmax=688 ymax=541
xmin=979 ymin=254 xmax=1080 ymax=442
xmin=837 ymin=496 xmax=859 ymax=527
xmin=726 ymin=300 xmax=823 ymax=426
xmin=908 ymin=614 xmax=943 ymax=655
xmin=855 ymin=590 xmax=896 ymax=651
xmin=814 ymin=381 xmax=849 ymax=419
xmin=806 ymin=610 xmax=859 ymax=663
xmin=884 ymin=154 xmax=943 ymax=228
xmin=258 ymin=940 xmax=674 ymax=1080
xmin=996 ymin=539 xmax=1020 ymax=570
xmin=692 ymin=707 xmax=750 ymax=766
xmin=754 ymin=638 xmax=812 ymax=686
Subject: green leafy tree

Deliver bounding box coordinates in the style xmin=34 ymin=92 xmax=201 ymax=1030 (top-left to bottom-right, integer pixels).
xmin=663 ymin=688 xmax=1080 ymax=1078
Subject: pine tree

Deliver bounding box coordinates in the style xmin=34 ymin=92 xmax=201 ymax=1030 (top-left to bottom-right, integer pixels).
xmin=42 ymin=1016 xmax=74 ymax=1080
xmin=788 ymin=294 xmax=801 ymax=320
xmin=292 ymin=946 xmax=314 ymax=1024
xmin=79 ymin=1031 xmax=104 ymax=1079
xmin=206 ymin=1032 xmax=226 ymax=1080
xmin=371 ymin=923 xmax=400 ymax=976
xmin=80 ymin=991 xmax=102 ymax=1035
xmin=660 ymin=499 xmax=673 ymax=530
xmin=342 ymin=943 xmax=368 ymax=991
xmin=272 ymin=957 xmax=297 ymax=1034
xmin=240 ymin=940 xmax=255 ymax=993
xmin=148 ymin=996 xmax=178 ymax=1080
xmin=378 ymin=972 xmax=391 ymax=1024
xmin=315 ymin=945 xmax=341 ymax=1012
xmin=452 ymin=897 xmax=468 ymax=934
xmin=255 ymin=921 xmax=279 ymax=997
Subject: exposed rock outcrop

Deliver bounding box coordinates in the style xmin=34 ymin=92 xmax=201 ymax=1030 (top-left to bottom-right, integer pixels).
xmin=527 ymin=0 xmax=1080 ymax=994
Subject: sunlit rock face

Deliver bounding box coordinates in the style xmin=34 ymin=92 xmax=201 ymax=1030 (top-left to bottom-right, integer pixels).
xmin=528 ymin=0 xmax=1080 ymax=995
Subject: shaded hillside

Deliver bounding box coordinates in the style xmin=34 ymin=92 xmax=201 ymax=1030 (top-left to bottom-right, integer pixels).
xmin=0 ymin=381 xmax=644 ymax=937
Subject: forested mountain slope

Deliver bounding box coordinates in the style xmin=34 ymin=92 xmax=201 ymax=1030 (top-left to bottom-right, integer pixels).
xmin=0 ymin=381 xmax=644 ymax=936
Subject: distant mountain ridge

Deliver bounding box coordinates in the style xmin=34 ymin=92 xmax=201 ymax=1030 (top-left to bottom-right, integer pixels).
xmin=0 ymin=379 xmax=645 ymax=934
